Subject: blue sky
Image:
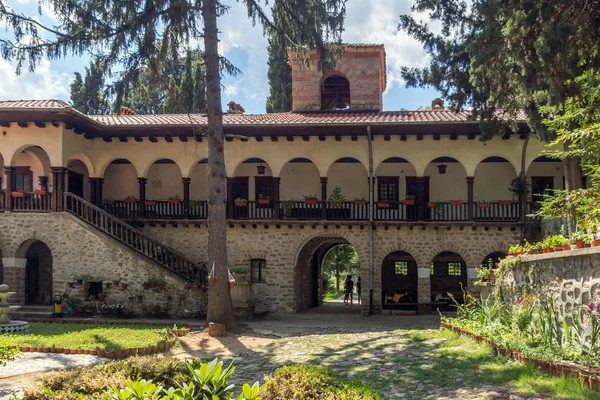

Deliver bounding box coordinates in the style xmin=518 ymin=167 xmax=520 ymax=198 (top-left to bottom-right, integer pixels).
xmin=0 ymin=0 xmax=441 ymax=113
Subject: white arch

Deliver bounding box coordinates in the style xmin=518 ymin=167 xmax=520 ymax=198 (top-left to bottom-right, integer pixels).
xmin=98 ymin=157 xmax=142 ymax=178
xmin=67 ymin=152 xmax=94 ymax=177
xmin=232 ymin=157 xmax=273 ymax=178
xmin=142 ymin=158 xmax=184 ymax=178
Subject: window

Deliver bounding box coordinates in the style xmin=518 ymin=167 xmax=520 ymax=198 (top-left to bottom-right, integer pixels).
xmin=251 ymin=259 xmax=266 ymax=283
xmin=87 ymin=282 xmax=103 ymax=301
xmin=255 ymin=177 xmax=274 ymax=202
xmin=377 ymin=177 xmax=399 ymax=202
xmin=448 ymin=263 xmax=462 ymax=276
xmin=14 ymin=167 xmax=33 ymax=192
xmin=430 ymin=262 xmax=435 ymax=275
xmin=394 ymin=261 xmax=408 ymax=275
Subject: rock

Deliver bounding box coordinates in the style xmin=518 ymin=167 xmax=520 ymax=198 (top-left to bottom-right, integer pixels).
xmin=208 ymin=322 xmax=226 ymax=337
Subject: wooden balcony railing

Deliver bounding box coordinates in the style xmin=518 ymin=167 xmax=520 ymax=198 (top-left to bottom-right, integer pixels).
xmin=100 ymin=198 xmax=522 ymax=223
xmin=65 ymin=193 xmax=207 ymax=284
xmin=11 ymin=192 xmax=52 ymax=212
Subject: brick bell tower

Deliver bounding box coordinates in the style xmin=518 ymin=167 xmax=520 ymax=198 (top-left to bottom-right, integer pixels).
xmin=289 ymin=44 xmax=386 ymax=112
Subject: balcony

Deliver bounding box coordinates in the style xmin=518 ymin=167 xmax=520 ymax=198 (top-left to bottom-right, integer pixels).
xmin=100 ymin=199 xmax=523 ymax=223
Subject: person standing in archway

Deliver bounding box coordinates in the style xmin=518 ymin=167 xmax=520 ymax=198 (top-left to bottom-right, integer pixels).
xmin=344 ymin=275 xmax=354 ymax=305
xmin=356 ymin=276 xmax=361 ymax=305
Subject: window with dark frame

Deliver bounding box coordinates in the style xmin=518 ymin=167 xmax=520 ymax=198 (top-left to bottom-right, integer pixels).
xmin=250 ymin=259 xmax=266 ymax=283
xmin=254 ymin=177 xmax=274 ymax=202
xmin=14 ymin=166 xmax=33 ymax=192
xmin=394 ymin=261 xmax=408 ymax=275
xmin=377 ymin=177 xmax=399 ymax=202
xmin=448 ymin=262 xmax=462 ymax=276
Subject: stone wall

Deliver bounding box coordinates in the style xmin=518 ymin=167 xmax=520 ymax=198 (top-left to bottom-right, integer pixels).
xmin=139 ymin=223 xmax=519 ymax=314
xmin=0 ymin=213 xmax=207 ymax=315
xmin=501 ymin=248 xmax=600 ymax=316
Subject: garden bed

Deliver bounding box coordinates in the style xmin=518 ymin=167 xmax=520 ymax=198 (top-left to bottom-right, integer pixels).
xmin=1 ymin=322 xmax=191 ymax=358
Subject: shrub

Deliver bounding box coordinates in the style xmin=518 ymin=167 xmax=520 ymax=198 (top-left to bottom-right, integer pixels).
xmin=0 ymin=345 xmax=20 ymax=366
xmin=262 ymin=365 xmax=381 ymax=400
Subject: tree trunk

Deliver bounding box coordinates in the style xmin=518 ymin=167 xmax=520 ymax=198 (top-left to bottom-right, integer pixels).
xmin=204 ymin=0 xmax=239 ymax=333
xmin=335 ymin=263 xmax=340 ymax=291
xmin=563 ymin=142 xmax=584 ymax=235
xmin=519 ymin=133 xmax=530 ymax=241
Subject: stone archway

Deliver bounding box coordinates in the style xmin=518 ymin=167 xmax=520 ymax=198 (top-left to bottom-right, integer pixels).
xmin=430 ymin=251 xmax=467 ymax=306
xmin=295 ymin=234 xmax=356 ymax=312
xmin=381 ymin=251 xmax=418 ymax=306
xmin=17 ymin=240 xmax=53 ymax=305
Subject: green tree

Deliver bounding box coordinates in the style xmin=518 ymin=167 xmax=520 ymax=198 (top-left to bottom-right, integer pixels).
xmin=322 ymin=244 xmax=359 ymax=291
xmin=0 ymin=0 xmax=347 ymax=332
xmin=193 ymin=61 xmax=207 ymax=113
xmin=265 ymin=4 xmax=292 ymax=113
xmin=181 ymin=51 xmax=195 ymax=113
xmin=163 ymin=76 xmax=182 ymax=114
xmin=69 ymin=61 xmax=110 ymax=114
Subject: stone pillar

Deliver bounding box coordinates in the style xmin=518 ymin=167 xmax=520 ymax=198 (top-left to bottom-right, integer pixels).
xmin=182 ymin=177 xmax=191 ymax=219
xmin=89 ymin=178 xmax=104 ymax=206
xmin=138 ymin=177 xmax=147 ymax=218
xmin=467 ymin=267 xmax=480 ymax=296
xmin=467 ymin=176 xmax=474 ymax=221
xmin=226 ymin=178 xmax=234 ymax=219
xmin=273 ymin=177 xmax=281 ymax=219
xmin=416 ymin=177 xmax=427 ymax=221
xmin=51 ymin=167 xmax=67 ymax=212
xmin=4 ymin=167 xmax=15 ymax=211
xmin=417 ymin=267 xmax=431 ymax=313
xmin=2 ymin=258 xmax=27 ymax=305
xmin=320 ymin=177 xmax=328 ymax=220
xmin=38 ymin=176 xmax=48 ymax=191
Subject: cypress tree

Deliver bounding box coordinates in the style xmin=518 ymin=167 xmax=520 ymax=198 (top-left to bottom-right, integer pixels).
xmin=180 ymin=51 xmax=194 ymax=113
xmin=265 ymin=8 xmax=292 ymax=113
xmin=193 ymin=62 xmax=207 ymax=113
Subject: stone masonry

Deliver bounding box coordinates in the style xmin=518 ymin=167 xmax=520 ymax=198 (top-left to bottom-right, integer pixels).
xmin=0 ymin=213 xmax=206 ymax=315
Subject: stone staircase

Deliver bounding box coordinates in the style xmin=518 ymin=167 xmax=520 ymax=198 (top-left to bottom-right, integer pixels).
xmin=11 ymin=304 xmax=53 ymax=320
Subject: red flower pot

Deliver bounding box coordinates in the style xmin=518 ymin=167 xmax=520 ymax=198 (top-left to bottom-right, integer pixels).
xmin=305 ymin=199 xmax=317 ymax=205
xmin=354 ymin=200 xmax=367 ymax=206
xmin=377 ymin=201 xmax=390 ymax=208
xmin=402 ymin=200 xmax=415 ymax=206
xmin=33 ymin=189 xmax=48 ymax=196
xmin=235 ymin=201 xmax=247 ymax=207
xmin=449 ymin=200 xmax=463 ymax=206
xmin=144 ymin=201 xmax=156 ymax=206
xmin=562 ymin=244 xmax=571 ymax=251
xmin=575 ymin=240 xmax=585 ymax=249
xmin=208 ymin=278 xmax=216 ymax=285
xmin=258 ymin=199 xmax=270 ymax=205
xmin=427 ymin=202 xmax=436 ymax=208
xmin=11 ymin=191 xmax=25 ymax=198
xmin=498 ymin=200 xmax=513 ymax=205
xmin=168 ymin=199 xmax=181 ymax=204
xmin=228 ymin=280 xmax=235 ymax=288
xmin=124 ymin=198 xmax=137 ymax=204
xmin=592 ymin=239 xmax=600 ymax=247
xmin=477 ymin=203 xmax=490 ymax=208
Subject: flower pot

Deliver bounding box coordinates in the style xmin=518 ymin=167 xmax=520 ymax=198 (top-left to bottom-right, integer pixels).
xmin=377 ymin=201 xmax=390 ymax=208
xmin=235 ymin=202 xmax=247 ymax=207
xmin=11 ymin=191 xmax=25 ymax=198
xmin=168 ymin=199 xmax=181 ymax=204
xmin=477 ymin=203 xmax=490 ymax=208
xmin=592 ymin=239 xmax=600 ymax=247
xmin=229 ymin=280 xmax=235 ymax=288
xmin=208 ymin=278 xmax=216 ymax=285
xmin=329 ymin=203 xmax=342 ymax=208
xmin=33 ymin=189 xmax=48 ymax=196
xmin=122 ymin=284 xmax=128 ymax=289
xmin=575 ymin=240 xmax=585 ymax=249
xmin=257 ymin=199 xmax=270 ymax=205
xmin=104 ymin=200 xmax=113 ymax=206
xmin=402 ymin=200 xmax=415 ymax=206
xmin=449 ymin=200 xmax=463 ymax=206
xmin=63 ymin=293 xmax=69 ymax=299
xmin=112 ymin=281 xmax=120 ymax=286
xmin=562 ymin=244 xmax=571 ymax=251
xmin=90 ymin=349 xmax=98 ymax=355
xmin=547 ymin=247 xmax=554 ymax=253
xmin=144 ymin=201 xmax=156 ymax=206
xmin=151 ymin=282 xmax=158 ymax=288
xmin=354 ymin=200 xmax=367 ymax=206
xmin=553 ymin=246 xmax=563 ymax=252
xmin=305 ymin=199 xmax=317 ymax=205
xmin=124 ymin=199 xmax=137 ymax=204
xmin=498 ymin=200 xmax=513 ymax=205
xmin=84 ymin=283 xmax=91 ymax=289
xmin=427 ymin=202 xmax=436 ymax=208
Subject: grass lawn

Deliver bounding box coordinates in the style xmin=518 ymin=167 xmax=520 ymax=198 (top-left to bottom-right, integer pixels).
xmin=1 ymin=323 xmax=172 ymax=351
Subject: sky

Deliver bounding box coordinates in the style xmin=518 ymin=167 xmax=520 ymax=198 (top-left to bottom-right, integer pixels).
xmin=0 ymin=0 xmax=441 ymax=114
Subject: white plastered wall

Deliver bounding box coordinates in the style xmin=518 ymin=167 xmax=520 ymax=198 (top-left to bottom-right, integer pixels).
xmin=474 ymin=162 xmax=517 ymax=201
xmin=425 ymin=162 xmax=467 ymax=201
xmin=146 ymin=163 xmax=183 ymax=200
xmin=327 ymin=162 xmax=368 ymax=200
xmin=103 ymin=163 xmax=138 ymax=199
xmin=280 ymin=162 xmax=320 ymax=200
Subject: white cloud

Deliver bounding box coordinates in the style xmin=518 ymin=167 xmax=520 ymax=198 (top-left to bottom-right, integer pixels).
xmin=0 ymin=58 xmax=70 ymax=100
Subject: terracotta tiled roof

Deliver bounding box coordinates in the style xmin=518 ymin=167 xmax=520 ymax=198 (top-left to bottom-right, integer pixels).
xmin=88 ymin=110 xmax=477 ymax=127
xmin=0 ymin=99 xmax=71 ymax=109
xmin=0 ymin=99 xmax=525 ymax=127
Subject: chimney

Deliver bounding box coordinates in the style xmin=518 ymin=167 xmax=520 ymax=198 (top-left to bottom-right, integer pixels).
xmin=227 ymin=101 xmax=245 ymax=114
xmin=431 ymin=98 xmax=445 ymax=111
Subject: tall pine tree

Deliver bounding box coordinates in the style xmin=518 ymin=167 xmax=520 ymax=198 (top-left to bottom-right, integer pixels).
xmin=180 ymin=51 xmax=195 ymax=113
xmin=194 ymin=62 xmax=207 ymax=113
xmin=265 ymin=5 xmax=292 ymax=113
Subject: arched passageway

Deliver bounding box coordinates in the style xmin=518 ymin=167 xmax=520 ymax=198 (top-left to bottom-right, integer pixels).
xmin=295 ymin=235 xmax=360 ymax=312
xmin=381 ymin=251 xmax=418 ymax=308
xmin=17 ymin=240 xmax=53 ymax=305
xmin=482 ymin=252 xmax=507 ymax=269
xmin=430 ymin=251 xmax=467 ymax=306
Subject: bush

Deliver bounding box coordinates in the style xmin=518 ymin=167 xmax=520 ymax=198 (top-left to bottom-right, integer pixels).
xmin=0 ymin=345 xmax=20 ymax=366
xmin=262 ymin=365 xmax=381 ymax=400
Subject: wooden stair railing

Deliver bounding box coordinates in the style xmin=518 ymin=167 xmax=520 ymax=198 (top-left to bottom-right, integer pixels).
xmin=64 ymin=192 xmax=207 ymax=284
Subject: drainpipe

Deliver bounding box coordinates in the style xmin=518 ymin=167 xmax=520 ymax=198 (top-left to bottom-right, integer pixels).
xmin=367 ymin=125 xmax=374 ymax=316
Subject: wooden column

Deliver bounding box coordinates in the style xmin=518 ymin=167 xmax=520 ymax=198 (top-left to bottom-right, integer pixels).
xmin=320 ymin=177 xmax=328 ymax=220
xmin=273 ymin=177 xmax=281 ymax=219
xmin=138 ymin=177 xmax=147 ymax=218
xmin=226 ymin=177 xmax=234 ymax=219
xmin=89 ymin=178 xmax=103 ymax=206
xmin=182 ymin=177 xmax=191 ymax=219
xmin=4 ymin=167 xmax=15 ymax=211
xmin=51 ymin=167 xmax=67 ymax=211
xmin=466 ymin=176 xmax=475 ymax=221
xmin=416 ymin=177 xmax=427 ymax=221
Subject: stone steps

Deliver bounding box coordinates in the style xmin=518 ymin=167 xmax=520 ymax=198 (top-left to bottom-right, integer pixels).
xmin=11 ymin=305 xmax=53 ymax=320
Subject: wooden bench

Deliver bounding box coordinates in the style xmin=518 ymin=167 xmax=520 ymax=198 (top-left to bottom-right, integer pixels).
xmin=384 ymin=301 xmax=449 ymax=315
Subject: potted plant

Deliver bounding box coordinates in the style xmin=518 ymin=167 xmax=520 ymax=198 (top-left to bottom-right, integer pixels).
xmin=427 ymin=202 xmax=436 ymax=208
xmin=11 ymin=191 xmax=25 ymax=198
xmin=474 ymin=264 xmax=494 ymax=286
xmin=103 ymin=199 xmax=113 ymax=206
xmin=498 ymin=200 xmax=513 ymax=206
xmin=33 ymin=187 xmax=48 ymax=195
xmin=112 ymin=280 xmax=120 ymax=286
xmin=572 ymin=232 xmax=590 ymax=249
xmin=477 ymin=200 xmax=491 ymax=208
xmin=402 ymin=195 xmax=415 ymax=206
xmin=449 ymin=200 xmax=463 ymax=206
xmin=230 ymin=266 xmax=249 ymax=280
xmin=144 ymin=199 xmax=157 ymax=206
xmin=151 ymin=305 xmax=160 ymax=314
xmin=354 ymin=197 xmax=367 ymax=206
xmin=328 ymin=186 xmax=345 ymax=208
xmin=257 ymin=194 xmax=271 ymax=205
xmin=124 ymin=196 xmax=137 ymax=204
xmin=168 ymin=195 xmax=181 ymax=204
xmin=508 ymin=177 xmax=530 ymax=201
xmin=377 ymin=200 xmax=390 ymax=208
xmin=81 ymin=276 xmax=92 ymax=289
xmin=551 ymin=235 xmax=569 ymax=251
xmin=304 ymin=194 xmax=318 ymax=205
xmin=234 ymin=197 xmax=247 ymax=207
xmin=281 ymin=199 xmax=295 ymax=217
xmin=62 ymin=293 xmax=69 ymax=299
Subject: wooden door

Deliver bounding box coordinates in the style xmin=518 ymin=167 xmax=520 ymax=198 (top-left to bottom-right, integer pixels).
xmin=25 ymin=254 xmax=40 ymax=304
xmin=232 ymin=177 xmax=249 ymax=218
xmin=531 ymin=176 xmax=554 ymax=204
xmin=405 ymin=177 xmax=430 ymax=220
xmin=68 ymin=170 xmax=85 ymax=198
